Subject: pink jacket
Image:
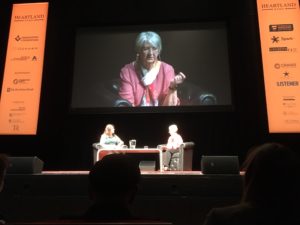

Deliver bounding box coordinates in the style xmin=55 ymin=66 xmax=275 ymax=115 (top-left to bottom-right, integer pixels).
xmin=119 ymin=61 xmax=175 ymax=106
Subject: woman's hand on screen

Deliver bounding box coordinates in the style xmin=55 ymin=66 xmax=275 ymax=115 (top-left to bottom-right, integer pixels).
xmin=174 ymin=72 xmax=186 ymax=85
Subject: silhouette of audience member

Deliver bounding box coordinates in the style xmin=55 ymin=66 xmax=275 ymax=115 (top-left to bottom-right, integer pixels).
xmin=82 ymin=153 xmax=141 ymax=220
xmin=0 ymin=154 xmax=8 ymax=224
xmin=203 ymin=142 xmax=300 ymax=225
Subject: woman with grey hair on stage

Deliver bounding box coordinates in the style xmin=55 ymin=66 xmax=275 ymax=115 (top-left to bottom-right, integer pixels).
xmin=119 ymin=31 xmax=186 ymax=107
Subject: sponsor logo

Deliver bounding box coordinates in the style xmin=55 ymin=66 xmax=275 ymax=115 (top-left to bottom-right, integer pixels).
xmin=280 ymin=37 xmax=294 ymax=41
xmin=6 ymin=87 xmax=34 ymax=92
xmin=15 ymin=35 xmax=21 ymax=41
xmin=282 ymin=111 xmax=299 ymax=116
xmin=13 ymin=79 xmax=31 ymax=84
xmin=14 ymin=35 xmax=39 ymax=42
xmin=10 ymin=107 xmax=26 ymax=111
xmin=269 ymin=24 xmax=294 ymax=32
xmin=9 ymin=112 xmax=26 ymax=117
xmin=262 ymin=3 xmax=297 ymax=10
xmin=271 ymin=36 xmax=279 ymax=43
xmin=13 ymin=47 xmax=39 ymax=51
xmin=269 ymin=47 xmax=297 ymax=52
xmin=274 ymin=63 xmax=296 ymax=69
xmin=14 ymin=72 xmax=31 ymax=75
xmin=11 ymin=56 xmax=30 ymax=61
xmin=271 ymin=36 xmax=294 ymax=43
xmin=276 ymin=81 xmax=299 ymax=86
xmin=282 ymin=96 xmax=297 ymax=108
xmin=8 ymin=119 xmax=24 ymax=123
xmin=283 ymin=96 xmax=296 ymax=101
xmin=282 ymin=101 xmax=296 ymax=107
xmin=269 ymin=47 xmax=288 ymax=52
xmin=284 ymin=119 xmax=300 ymax=124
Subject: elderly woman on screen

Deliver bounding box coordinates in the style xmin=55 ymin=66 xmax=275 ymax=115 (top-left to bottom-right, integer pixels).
xmin=119 ymin=31 xmax=186 ymax=107
xmin=99 ymin=124 xmax=124 ymax=149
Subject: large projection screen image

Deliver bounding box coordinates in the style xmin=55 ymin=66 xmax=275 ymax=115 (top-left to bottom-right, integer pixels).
xmin=71 ymin=22 xmax=232 ymax=112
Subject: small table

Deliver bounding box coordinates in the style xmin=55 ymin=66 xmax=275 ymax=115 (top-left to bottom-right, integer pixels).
xmin=97 ymin=148 xmax=163 ymax=171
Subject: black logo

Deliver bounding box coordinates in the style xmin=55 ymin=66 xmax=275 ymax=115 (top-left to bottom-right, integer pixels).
xmin=15 ymin=35 xmax=21 ymax=41
xmin=269 ymin=47 xmax=288 ymax=52
xmin=269 ymin=24 xmax=294 ymax=32
xmin=271 ymin=36 xmax=279 ymax=43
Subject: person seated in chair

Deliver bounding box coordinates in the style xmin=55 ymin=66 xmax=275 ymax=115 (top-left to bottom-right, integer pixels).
xmin=99 ymin=124 xmax=124 ymax=149
xmin=162 ymin=124 xmax=183 ymax=171
xmin=118 ymin=31 xmax=186 ymax=107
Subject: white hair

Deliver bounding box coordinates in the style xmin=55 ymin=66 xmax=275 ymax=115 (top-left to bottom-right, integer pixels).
xmin=135 ymin=31 xmax=162 ymax=54
xmin=168 ymin=124 xmax=178 ymax=133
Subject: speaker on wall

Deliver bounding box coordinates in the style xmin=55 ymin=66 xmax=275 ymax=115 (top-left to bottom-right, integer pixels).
xmin=7 ymin=156 xmax=44 ymax=174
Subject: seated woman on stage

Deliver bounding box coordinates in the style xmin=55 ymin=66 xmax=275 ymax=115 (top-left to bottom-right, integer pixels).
xmin=99 ymin=124 xmax=124 ymax=149
xmin=162 ymin=124 xmax=183 ymax=170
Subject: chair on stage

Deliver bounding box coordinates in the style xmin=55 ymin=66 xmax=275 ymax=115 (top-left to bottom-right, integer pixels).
xmin=92 ymin=143 xmax=101 ymax=164
xmin=157 ymin=142 xmax=194 ymax=171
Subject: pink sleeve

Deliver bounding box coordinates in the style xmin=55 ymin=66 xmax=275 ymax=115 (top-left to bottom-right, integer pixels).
xmin=119 ymin=66 xmax=135 ymax=105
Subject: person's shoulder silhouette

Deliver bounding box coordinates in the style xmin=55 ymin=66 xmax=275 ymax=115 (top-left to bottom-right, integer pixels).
xmin=83 ymin=153 xmax=141 ymax=220
xmin=203 ymin=142 xmax=300 ymax=225
xmin=0 ymin=154 xmax=8 ymax=224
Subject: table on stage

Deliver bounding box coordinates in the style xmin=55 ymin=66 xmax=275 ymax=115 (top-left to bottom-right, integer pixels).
xmin=96 ymin=148 xmax=163 ymax=171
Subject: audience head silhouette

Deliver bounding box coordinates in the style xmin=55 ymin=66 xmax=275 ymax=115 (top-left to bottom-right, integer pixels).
xmin=0 ymin=154 xmax=8 ymax=224
xmin=83 ymin=153 xmax=141 ymax=220
xmin=203 ymin=142 xmax=300 ymax=225
xmin=89 ymin=153 xmax=140 ymax=198
xmin=0 ymin=154 xmax=8 ymax=192
xmin=242 ymin=142 xmax=300 ymax=211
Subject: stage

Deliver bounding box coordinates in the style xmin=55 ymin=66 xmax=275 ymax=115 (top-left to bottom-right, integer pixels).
xmin=0 ymin=171 xmax=243 ymax=225
xmin=41 ymin=170 xmax=205 ymax=175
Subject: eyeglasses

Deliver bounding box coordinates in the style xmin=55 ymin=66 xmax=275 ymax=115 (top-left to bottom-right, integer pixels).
xmin=142 ymin=47 xmax=159 ymax=54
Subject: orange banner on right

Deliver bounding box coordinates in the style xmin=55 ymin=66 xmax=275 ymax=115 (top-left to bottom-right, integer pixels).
xmin=257 ymin=0 xmax=300 ymax=132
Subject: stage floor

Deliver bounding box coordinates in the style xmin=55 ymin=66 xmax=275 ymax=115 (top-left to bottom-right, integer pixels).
xmin=42 ymin=170 xmax=204 ymax=175
xmin=42 ymin=170 xmax=244 ymax=175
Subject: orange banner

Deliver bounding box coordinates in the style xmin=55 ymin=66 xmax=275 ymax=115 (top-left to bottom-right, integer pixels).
xmin=0 ymin=2 xmax=48 ymax=135
xmin=257 ymin=0 xmax=300 ymax=133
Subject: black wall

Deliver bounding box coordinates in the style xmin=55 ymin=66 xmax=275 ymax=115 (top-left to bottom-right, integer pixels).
xmin=0 ymin=0 xmax=298 ymax=170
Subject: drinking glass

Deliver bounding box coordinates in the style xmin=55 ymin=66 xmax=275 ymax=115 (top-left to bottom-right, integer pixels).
xmin=129 ymin=139 xmax=136 ymax=149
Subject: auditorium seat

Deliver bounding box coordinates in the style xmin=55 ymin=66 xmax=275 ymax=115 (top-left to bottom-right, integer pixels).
xmin=92 ymin=143 xmax=101 ymax=164
xmin=158 ymin=142 xmax=194 ymax=171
